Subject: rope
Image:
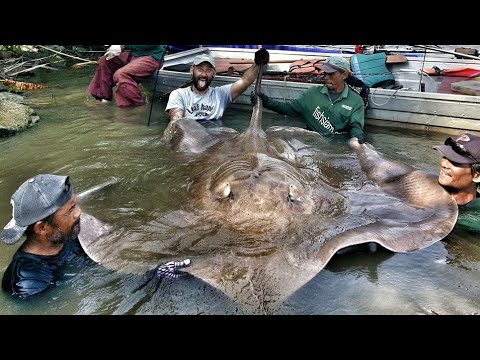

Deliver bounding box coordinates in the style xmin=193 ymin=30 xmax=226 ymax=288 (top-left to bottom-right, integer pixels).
xmin=369 ymin=87 xmax=401 ymax=107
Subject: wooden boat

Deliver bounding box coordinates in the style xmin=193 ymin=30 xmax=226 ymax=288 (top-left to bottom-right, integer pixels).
xmin=156 ymin=46 xmax=480 ymax=133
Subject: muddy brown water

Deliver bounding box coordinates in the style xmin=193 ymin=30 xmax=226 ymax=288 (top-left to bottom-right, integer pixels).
xmin=0 ymin=67 xmax=479 ymax=315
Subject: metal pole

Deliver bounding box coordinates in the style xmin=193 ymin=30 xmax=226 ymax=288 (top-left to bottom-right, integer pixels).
xmin=147 ymin=65 xmax=160 ymax=127
xmin=413 ymin=45 xmax=480 ymax=61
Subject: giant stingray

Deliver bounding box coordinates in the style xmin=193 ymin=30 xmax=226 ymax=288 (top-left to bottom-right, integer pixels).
xmin=80 ymin=66 xmax=458 ymax=314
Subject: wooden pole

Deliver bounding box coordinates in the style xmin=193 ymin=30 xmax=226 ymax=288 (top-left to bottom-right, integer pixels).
xmin=71 ymin=60 xmax=98 ymax=69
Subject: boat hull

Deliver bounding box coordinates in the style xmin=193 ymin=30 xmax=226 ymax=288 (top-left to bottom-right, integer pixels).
xmin=156 ymin=47 xmax=480 ymax=133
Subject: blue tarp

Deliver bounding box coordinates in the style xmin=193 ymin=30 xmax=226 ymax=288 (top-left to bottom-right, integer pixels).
xmin=166 ymin=45 xmax=345 ymax=54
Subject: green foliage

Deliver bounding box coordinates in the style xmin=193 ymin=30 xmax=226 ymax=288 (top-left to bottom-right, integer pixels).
xmin=0 ymin=45 xmax=23 ymax=54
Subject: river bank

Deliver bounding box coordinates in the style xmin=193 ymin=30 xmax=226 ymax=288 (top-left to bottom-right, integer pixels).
xmin=0 ymin=91 xmax=40 ymax=136
xmin=0 ymin=45 xmax=104 ymax=136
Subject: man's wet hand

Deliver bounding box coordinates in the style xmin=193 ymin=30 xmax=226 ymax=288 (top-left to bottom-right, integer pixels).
xmin=250 ymin=91 xmax=257 ymax=105
xmin=254 ymin=48 xmax=270 ymax=65
xmin=250 ymin=91 xmax=269 ymax=106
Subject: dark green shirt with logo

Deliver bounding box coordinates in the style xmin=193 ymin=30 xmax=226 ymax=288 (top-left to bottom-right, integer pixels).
xmin=456 ymin=196 xmax=480 ymax=233
xmin=262 ymin=84 xmax=365 ymax=139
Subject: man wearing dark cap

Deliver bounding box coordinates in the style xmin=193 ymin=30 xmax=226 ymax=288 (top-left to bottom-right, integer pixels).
xmin=1 ymin=174 xmax=191 ymax=299
xmin=433 ymin=133 xmax=480 ymax=232
xmin=252 ymin=55 xmax=365 ymax=141
xmin=1 ymin=174 xmax=85 ymax=298
xmin=166 ymin=48 xmax=270 ymax=123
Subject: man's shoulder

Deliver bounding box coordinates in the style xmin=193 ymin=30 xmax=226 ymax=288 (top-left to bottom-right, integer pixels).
xmin=166 ymin=88 xmax=189 ymax=108
xmin=7 ymin=251 xmax=49 ymax=277
xmin=2 ymin=251 xmax=54 ymax=298
xmin=212 ymin=84 xmax=233 ymax=92
xmin=170 ymin=87 xmax=189 ymax=97
xmin=10 ymin=249 xmax=43 ymax=265
xmin=206 ymin=85 xmax=232 ymax=101
xmin=306 ymin=85 xmax=324 ymax=94
xmin=345 ymin=86 xmax=365 ymax=104
xmin=300 ymin=86 xmax=325 ymax=100
xmin=461 ymin=196 xmax=480 ymax=211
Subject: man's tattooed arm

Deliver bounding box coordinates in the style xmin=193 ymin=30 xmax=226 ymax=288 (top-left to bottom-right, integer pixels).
xmin=168 ymin=108 xmax=184 ymax=122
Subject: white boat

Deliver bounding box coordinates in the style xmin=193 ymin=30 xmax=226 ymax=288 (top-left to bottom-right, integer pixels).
xmin=156 ymin=46 xmax=480 ymax=133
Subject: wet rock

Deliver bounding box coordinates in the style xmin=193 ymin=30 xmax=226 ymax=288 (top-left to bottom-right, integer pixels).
xmin=0 ymin=93 xmax=40 ymax=137
xmin=0 ymin=50 xmax=13 ymax=59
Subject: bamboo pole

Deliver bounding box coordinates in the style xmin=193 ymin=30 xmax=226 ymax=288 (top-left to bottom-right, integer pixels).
xmin=36 ymin=45 xmax=93 ymax=63
xmin=71 ymin=60 xmax=98 ymax=69
xmin=8 ymin=62 xmax=61 ymax=76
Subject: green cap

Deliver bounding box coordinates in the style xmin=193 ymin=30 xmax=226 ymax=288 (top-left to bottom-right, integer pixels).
xmin=192 ymin=53 xmax=216 ymax=68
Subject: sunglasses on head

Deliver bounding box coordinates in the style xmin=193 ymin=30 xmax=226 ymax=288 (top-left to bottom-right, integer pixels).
xmin=444 ymin=137 xmax=478 ymax=164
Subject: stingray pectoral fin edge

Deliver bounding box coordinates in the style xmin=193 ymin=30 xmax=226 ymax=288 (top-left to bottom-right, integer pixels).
xmin=78 ymin=212 xmax=113 ymax=263
xmin=343 ymin=136 xmax=458 ymax=249
xmin=314 ymin=194 xmax=458 ymax=270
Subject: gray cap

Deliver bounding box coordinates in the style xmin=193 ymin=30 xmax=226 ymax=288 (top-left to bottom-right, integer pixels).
xmin=320 ymin=55 xmax=351 ymax=73
xmin=192 ymin=53 xmax=216 ymax=68
xmin=1 ymin=174 xmax=73 ymax=244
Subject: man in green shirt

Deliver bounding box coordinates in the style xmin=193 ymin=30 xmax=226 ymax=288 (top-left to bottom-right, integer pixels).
xmin=433 ymin=133 xmax=480 ymax=233
xmin=87 ymin=45 xmax=165 ymax=107
xmin=252 ymin=55 xmax=365 ymax=141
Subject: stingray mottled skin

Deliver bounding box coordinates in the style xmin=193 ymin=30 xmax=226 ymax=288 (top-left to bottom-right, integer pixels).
xmin=80 ymin=66 xmax=458 ymax=314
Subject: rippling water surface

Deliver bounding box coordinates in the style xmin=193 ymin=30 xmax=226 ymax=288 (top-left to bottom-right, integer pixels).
xmin=0 ymin=66 xmax=479 ymax=315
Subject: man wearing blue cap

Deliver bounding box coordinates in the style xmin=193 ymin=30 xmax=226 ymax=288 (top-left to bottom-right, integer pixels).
xmin=1 ymin=174 xmax=190 ymax=299
xmin=166 ymin=48 xmax=270 ymax=124
xmin=252 ymin=55 xmax=365 ymax=142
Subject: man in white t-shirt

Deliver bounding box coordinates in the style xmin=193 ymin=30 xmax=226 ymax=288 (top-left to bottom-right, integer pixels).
xmin=165 ymin=48 xmax=269 ymax=125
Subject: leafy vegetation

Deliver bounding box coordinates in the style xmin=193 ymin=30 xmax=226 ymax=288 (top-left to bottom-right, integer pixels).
xmin=0 ymin=45 xmax=23 ymax=54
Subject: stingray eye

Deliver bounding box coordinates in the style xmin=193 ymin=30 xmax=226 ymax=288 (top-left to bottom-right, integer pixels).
xmin=214 ymin=182 xmax=233 ymax=200
xmin=287 ymin=184 xmax=299 ymax=202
